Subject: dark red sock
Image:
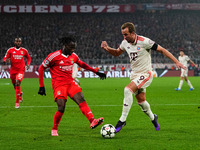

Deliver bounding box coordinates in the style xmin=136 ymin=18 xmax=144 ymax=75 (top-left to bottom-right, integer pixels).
xmin=52 ymin=110 xmax=64 ymax=130
xmin=79 ymin=101 xmax=94 ymax=123
xmin=15 ymin=86 xmax=21 ymax=103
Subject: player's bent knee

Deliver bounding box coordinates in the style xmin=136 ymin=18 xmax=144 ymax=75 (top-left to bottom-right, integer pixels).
xmin=56 ymin=99 xmax=66 ymax=113
xmin=124 ymin=87 xmax=133 ymax=95
xmin=72 ymin=92 xmax=85 ymax=104
xmin=15 ymin=80 xmax=21 ymax=86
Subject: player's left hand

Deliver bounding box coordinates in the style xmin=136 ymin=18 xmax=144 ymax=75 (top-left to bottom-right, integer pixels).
xmin=5 ymin=58 xmax=10 ymax=63
xmin=26 ymin=65 xmax=30 ymax=70
xmin=194 ymin=64 xmax=198 ymax=68
xmin=96 ymin=71 xmax=106 ymax=80
xmin=175 ymin=62 xmax=186 ymax=70
xmin=38 ymin=87 xmax=46 ymax=96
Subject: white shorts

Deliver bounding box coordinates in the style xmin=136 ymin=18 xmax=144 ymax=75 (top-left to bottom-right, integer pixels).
xmin=181 ymin=68 xmax=188 ymax=77
xmin=130 ymin=71 xmax=153 ymax=95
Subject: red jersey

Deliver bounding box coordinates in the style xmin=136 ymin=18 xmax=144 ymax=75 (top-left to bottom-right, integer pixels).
xmin=39 ymin=50 xmax=97 ymax=89
xmin=3 ymin=47 xmax=31 ymax=74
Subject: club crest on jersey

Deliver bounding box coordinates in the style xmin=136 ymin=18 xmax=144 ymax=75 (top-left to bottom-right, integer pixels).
xmin=21 ymin=51 xmax=23 ymax=54
xmin=57 ymin=91 xmax=61 ymax=95
xmin=137 ymin=46 xmax=141 ymax=51
xmin=13 ymin=51 xmax=16 ymax=53
xmin=70 ymin=59 xmax=74 ymax=64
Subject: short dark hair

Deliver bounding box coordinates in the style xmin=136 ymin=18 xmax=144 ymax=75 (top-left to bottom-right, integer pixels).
xmin=15 ymin=37 xmax=22 ymax=41
xmin=59 ymin=37 xmax=76 ymax=45
xmin=121 ymin=22 xmax=136 ymax=33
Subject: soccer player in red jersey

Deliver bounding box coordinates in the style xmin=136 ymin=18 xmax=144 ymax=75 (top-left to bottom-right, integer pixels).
xmin=3 ymin=38 xmax=31 ymax=109
xmin=38 ymin=37 xmax=106 ymax=136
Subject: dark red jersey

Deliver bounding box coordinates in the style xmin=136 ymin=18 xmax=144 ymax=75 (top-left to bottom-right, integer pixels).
xmin=3 ymin=47 xmax=31 ymax=74
xmin=39 ymin=50 xmax=97 ymax=89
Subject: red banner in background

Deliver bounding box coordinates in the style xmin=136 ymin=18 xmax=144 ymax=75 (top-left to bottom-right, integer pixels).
xmin=0 ymin=5 xmax=136 ymax=13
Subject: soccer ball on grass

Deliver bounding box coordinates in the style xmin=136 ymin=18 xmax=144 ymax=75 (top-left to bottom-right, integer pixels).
xmin=100 ymin=124 xmax=116 ymax=138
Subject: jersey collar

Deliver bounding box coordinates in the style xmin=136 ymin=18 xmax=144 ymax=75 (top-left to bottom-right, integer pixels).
xmin=15 ymin=47 xmax=21 ymax=50
xmin=132 ymin=34 xmax=138 ymax=45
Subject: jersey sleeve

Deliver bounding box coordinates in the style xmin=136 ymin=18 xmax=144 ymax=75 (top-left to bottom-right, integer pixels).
xmin=76 ymin=59 xmax=97 ymax=73
xmin=3 ymin=49 xmax=11 ymax=62
xmin=144 ymin=37 xmax=155 ymax=50
xmin=41 ymin=54 xmax=52 ymax=68
xmin=39 ymin=53 xmax=54 ymax=87
xmin=119 ymin=40 xmax=126 ymax=51
xmin=186 ymin=55 xmax=190 ymax=61
xmin=25 ymin=49 xmax=31 ymax=65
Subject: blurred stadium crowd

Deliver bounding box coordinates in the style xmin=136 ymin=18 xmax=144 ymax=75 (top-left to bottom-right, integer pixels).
xmin=0 ymin=4 xmax=200 ymax=65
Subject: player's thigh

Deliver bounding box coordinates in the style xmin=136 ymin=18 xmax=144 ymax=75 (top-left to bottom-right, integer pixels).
xmin=10 ymin=73 xmax=16 ymax=85
xmin=53 ymin=85 xmax=68 ymax=101
xmin=68 ymin=81 xmax=83 ymax=104
xmin=181 ymin=69 xmax=188 ymax=77
xmin=16 ymin=72 xmax=24 ymax=83
xmin=131 ymin=71 xmax=153 ymax=90
xmin=135 ymin=92 xmax=146 ymax=103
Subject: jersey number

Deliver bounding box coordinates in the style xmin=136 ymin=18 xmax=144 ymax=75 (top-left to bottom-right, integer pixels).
xmin=130 ymin=52 xmax=138 ymax=61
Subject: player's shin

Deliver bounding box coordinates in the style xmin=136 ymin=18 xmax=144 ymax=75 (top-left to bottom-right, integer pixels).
xmin=138 ymin=100 xmax=154 ymax=121
xmin=52 ymin=110 xmax=64 ymax=130
xmin=119 ymin=87 xmax=133 ymax=122
xmin=178 ymin=80 xmax=183 ymax=89
xmin=79 ymin=101 xmax=94 ymax=123
xmin=15 ymin=86 xmax=21 ymax=104
xmin=186 ymin=80 xmax=193 ymax=88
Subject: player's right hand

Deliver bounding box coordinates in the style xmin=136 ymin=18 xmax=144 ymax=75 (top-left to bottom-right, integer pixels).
xmin=96 ymin=71 xmax=106 ymax=80
xmin=38 ymin=87 xmax=46 ymax=96
xmin=175 ymin=62 xmax=186 ymax=70
xmin=101 ymin=41 xmax=108 ymax=50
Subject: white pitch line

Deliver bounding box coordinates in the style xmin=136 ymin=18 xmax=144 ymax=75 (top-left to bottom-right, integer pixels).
xmin=0 ymin=104 xmax=199 ymax=108
xmin=0 ymin=83 xmax=10 ymax=85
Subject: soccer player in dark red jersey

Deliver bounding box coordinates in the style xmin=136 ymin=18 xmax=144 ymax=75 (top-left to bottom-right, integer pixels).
xmin=3 ymin=37 xmax=31 ymax=109
xmin=38 ymin=37 xmax=106 ymax=136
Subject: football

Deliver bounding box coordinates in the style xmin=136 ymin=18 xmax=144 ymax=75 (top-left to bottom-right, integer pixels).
xmin=100 ymin=124 xmax=116 ymax=138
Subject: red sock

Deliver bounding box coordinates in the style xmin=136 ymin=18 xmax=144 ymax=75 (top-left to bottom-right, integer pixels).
xmin=52 ymin=110 xmax=64 ymax=130
xmin=15 ymin=86 xmax=21 ymax=103
xmin=79 ymin=101 xmax=94 ymax=123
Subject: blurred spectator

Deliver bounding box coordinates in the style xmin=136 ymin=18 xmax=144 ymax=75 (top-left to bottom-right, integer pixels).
xmin=121 ymin=66 xmax=126 ymax=71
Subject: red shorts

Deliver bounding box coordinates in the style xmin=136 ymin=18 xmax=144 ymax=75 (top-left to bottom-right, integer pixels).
xmin=53 ymin=81 xmax=82 ymax=101
xmin=10 ymin=72 xmax=24 ymax=85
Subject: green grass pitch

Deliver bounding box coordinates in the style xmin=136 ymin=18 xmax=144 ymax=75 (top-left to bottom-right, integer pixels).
xmin=0 ymin=77 xmax=200 ymax=150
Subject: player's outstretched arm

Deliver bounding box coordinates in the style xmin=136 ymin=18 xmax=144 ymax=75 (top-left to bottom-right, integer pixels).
xmin=101 ymin=41 xmax=124 ymax=56
xmin=189 ymin=60 xmax=198 ymax=68
xmin=77 ymin=60 xmax=106 ymax=80
xmin=38 ymin=64 xmax=46 ymax=96
xmin=25 ymin=52 xmax=31 ymax=70
xmin=156 ymin=45 xmax=186 ymax=70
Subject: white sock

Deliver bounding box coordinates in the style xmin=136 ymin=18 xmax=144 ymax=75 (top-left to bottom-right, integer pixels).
xmin=119 ymin=87 xmax=133 ymax=122
xmin=178 ymin=80 xmax=183 ymax=89
xmin=187 ymin=80 xmax=193 ymax=88
xmin=138 ymin=101 xmax=154 ymax=121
